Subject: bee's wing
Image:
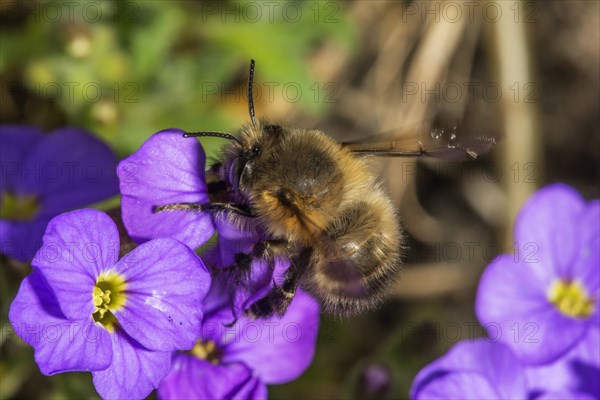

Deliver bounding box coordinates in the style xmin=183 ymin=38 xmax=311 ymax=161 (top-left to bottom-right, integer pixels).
xmin=341 ymin=123 xmax=497 ymax=160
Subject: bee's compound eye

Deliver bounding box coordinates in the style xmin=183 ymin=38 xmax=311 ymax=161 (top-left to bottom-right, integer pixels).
xmin=252 ymin=144 xmax=261 ymax=156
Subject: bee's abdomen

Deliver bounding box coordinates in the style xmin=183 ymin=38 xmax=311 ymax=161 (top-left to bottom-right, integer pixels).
xmin=303 ymin=194 xmax=403 ymax=316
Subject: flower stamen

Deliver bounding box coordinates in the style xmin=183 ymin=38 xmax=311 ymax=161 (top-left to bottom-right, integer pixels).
xmin=92 ymin=272 xmax=127 ymax=330
xmin=0 ymin=192 xmax=40 ymax=221
xmin=548 ymin=280 xmax=595 ymax=319
xmin=189 ymin=340 xmax=221 ymax=364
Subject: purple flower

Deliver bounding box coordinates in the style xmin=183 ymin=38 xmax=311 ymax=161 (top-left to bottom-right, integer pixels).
xmin=476 ymin=184 xmax=599 ymax=364
xmin=117 ymin=129 xmax=214 ymax=248
xmin=9 ymin=209 xmax=211 ymax=399
xmin=359 ymin=363 xmax=393 ymax=397
xmin=411 ymin=339 xmax=528 ymax=399
xmin=157 ymin=289 xmax=320 ymax=399
xmin=526 ymin=325 xmax=599 ymax=398
xmin=410 ymin=339 xmax=594 ymax=400
xmin=0 ymin=125 xmax=118 ymax=262
xmin=202 ymin=218 xmax=291 ymax=317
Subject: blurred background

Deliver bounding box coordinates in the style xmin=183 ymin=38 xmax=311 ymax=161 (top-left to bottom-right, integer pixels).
xmin=1 ymin=0 xmax=598 ymax=398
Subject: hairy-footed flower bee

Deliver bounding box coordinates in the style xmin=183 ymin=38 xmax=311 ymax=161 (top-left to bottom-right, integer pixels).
xmin=154 ymin=60 xmax=495 ymax=318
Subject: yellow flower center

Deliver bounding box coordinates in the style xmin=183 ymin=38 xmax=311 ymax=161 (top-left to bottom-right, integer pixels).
xmin=548 ymin=280 xmax=595 ymax=319
xmin=0 ymin=192 xmax=40 ymax=221
xmin=189 ymin=340 xmax=221 ymax=364
xmin=92 ymin=272 xmax=127 ymax=331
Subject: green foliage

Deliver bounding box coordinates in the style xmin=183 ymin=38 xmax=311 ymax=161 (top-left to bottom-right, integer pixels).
xmin=1 ymin=0 xmax=356 ymax=159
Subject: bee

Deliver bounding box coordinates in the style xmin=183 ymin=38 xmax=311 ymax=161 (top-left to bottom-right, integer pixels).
xmin=154 ymin=60 xmax=495 ymax=318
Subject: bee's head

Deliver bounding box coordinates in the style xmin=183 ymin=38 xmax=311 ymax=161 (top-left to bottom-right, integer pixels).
xmin=221 ymin=121 xmax=285 ymax=193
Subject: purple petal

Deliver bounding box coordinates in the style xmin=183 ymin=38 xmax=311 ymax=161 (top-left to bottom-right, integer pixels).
xmin=118 ymin=129 xmax=214 ymax=248
xmin=20 ymin=127 xmax=118 ymax=214
xmin=32 ymin=209 xmax=120 ymax=320
xmin=199 ymin=307 xmax=237 ymax=343
xmin=157 ymin=354 xmax=265 ymax=400
xmin=232 ymin=374 xmax=267 ymax=400
xmin=415 ymin=371 xmax=499 ymax=400
xmin=200 ymin=262 xmax=233 ymax=315
xmin=112 ymin=238 xmax=210 ymax=351
xmin=219 ymin=290 xmax=320 ymax=384
xmin=526 ymin=326 xmax=600 ymax=398
xmin=9 ymin=272 xmax=112 ymax=375
xmin=0 ymin=124 xmax=43 ymax=191
xmin=410 ymin=339 xmax=527 ymax=400
xmin=92 ymin=331 xmax=172 ymax=400
xmin=514 ymin=184 xmax=585 ymax=285
xmin=0 ymin=215 xmax=50 ymax=262
xmin=476 ymin=254 xmax=588 ymax=364
xmin=573 ymin=201 xmax=600 ymax=293
xmin=212 ymin=218 xmax=262 ymax=267
xmin=537 ymin=391 xmax=597 ymax=400
xmin=1 ymin=125 xmax=47 ymax=262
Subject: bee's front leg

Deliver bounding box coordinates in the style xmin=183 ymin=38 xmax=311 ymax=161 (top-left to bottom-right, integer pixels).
xmin=152 ymin=202 xmax=254 ymax=217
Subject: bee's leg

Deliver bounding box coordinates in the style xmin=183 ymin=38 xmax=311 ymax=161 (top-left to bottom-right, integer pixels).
xmin=152 ymin=202 xmax=254 ymax=217
xmin=251 ymin=238 xmax=291 ymax=260
xmin=248 ymin=247 xmax=312 ymax=318
xmin=213 ymin=238 xmax=291 ymax=275
xmin=249 ymin=285 xmax=295 ymax=318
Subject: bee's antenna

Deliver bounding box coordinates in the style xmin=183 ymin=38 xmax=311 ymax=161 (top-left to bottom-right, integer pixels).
xmin=183 ymin=131 xmax=243 ymax=145
xmin=248 ymin=59 xmax=257 ymax=128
